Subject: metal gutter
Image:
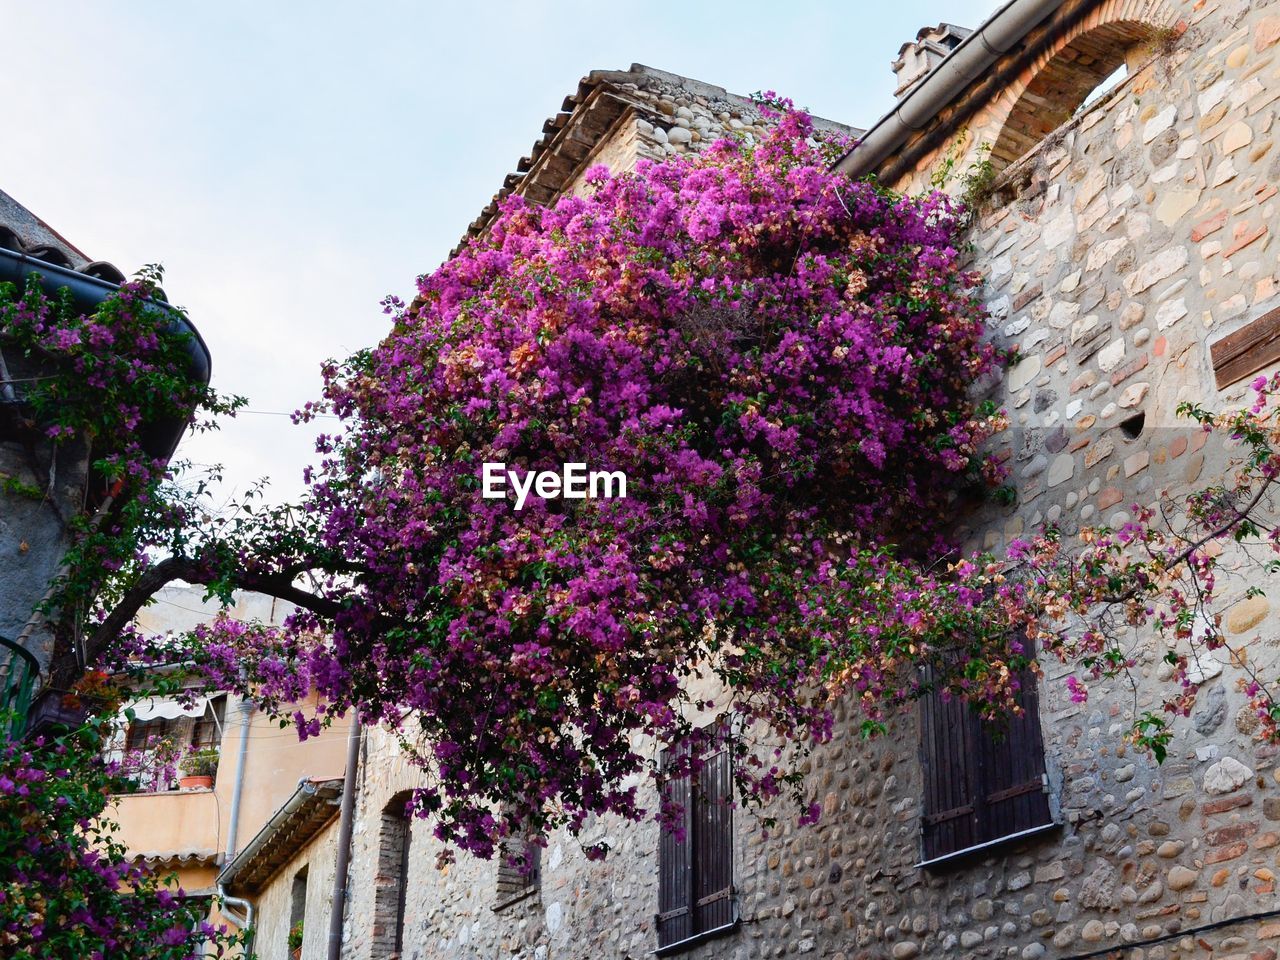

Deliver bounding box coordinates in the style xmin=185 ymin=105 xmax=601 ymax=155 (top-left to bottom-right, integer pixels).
xmin=0 ymin=246 xmax=212 ymax=463
xmin=834 ymin=0 xmax=1067 ymax=178
xmin=218 ymin=777 xmax=344 ymax=892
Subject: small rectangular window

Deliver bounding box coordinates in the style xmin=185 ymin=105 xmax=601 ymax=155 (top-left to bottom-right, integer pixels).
xmin=656 ymin=732 xmax=735 ymax=954
xmin=494 ymin=815 xmax=540 ymax=910
xmin=918 ymin=637 xmax=1054 ymax=865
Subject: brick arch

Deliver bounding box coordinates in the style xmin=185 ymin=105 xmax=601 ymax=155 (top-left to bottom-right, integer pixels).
xmin=988 ymin=0 xmax=1180 ymax=170
xmin=370 ymin=790 xmax=415 ymax=958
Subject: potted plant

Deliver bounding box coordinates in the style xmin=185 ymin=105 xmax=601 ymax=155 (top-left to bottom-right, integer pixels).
xmin=288 ymin=919 xmax=304 ymax=959
xmin=178 ymin=746 xmax=219 ymax=790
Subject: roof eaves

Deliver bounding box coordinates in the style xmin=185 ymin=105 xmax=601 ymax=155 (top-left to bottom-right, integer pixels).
xmin=454 ymin=64 xmax=863 ymax=257
xmin=218 ymin=777 xmax=344 ymax=895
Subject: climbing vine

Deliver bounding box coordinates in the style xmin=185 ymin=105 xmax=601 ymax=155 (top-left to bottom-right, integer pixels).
xmin=0 ymin=270 xmax=243 ymax=957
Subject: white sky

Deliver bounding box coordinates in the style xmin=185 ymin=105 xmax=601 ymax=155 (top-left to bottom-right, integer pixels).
xmin=2 ymin=0 xmax=1001 ymax=503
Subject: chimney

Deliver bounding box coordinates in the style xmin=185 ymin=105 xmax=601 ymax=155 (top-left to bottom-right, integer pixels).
xmin=892 ymin=23 xmax=973 ymax=99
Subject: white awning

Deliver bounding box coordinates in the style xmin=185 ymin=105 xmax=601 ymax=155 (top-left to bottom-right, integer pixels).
xmin=123 ymin=695 xmax=210 ymax=723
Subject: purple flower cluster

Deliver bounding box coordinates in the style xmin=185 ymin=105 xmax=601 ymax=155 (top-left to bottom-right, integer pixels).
xmin=0 ymin=720 xmax=238 ymax=958
xmin=209 ymin=111 xmax=1004 ymax=856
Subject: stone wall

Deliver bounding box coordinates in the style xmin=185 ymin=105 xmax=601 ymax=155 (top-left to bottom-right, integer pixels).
xmin=335 ymin=2 xmax=1280 ymax=959
xmin=558 ymin=71 xmax=794 ymax=198
xmin=253 ymin=817 xmax=340 ymax=960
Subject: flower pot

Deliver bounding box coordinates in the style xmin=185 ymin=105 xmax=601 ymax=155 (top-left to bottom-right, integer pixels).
xmin=179 ymin=775 xmax=213 ymax=790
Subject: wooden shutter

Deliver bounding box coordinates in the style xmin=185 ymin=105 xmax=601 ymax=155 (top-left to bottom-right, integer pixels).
xmin=919 ymin=679 xmax=980 ymax=862
xmin=919 ymin=636 xmax=1052 ymax=863
xmin=693 ymin=744 xmax=734 ymax=934
xmin=657 ymin=744 xmax=693 ymax=949
xmin=975 ymin=662 xmax=1052 ymax=842
xmin=1211 ymin=304 xmax=1280 ymax=389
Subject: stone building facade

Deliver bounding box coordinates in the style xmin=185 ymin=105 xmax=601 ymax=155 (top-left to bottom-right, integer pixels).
xmin=219 ymin=777 xmax=345 ymax=960
xmin=313 ymin=2 xmax=1280 ymax=958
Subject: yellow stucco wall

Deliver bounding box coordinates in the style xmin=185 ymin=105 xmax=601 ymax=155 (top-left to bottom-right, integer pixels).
xmin=110 ymin=691 xmax=349 ymax=870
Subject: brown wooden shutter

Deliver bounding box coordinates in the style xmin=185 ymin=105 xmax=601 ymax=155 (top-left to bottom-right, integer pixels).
xmin=657 ymin=744 xmax=693 ymax=949
xmin=975 ymin=660 xmax=1052 ymax=842
xmin=920 ymin=635 xmax=1053 ymax=862
xmin=693 ymin=744 xmax=734 ymax=934
xmin=919 ymin=679 xmax=980 ymax=861
xmin=1211 ymin=304 xmax=1280 ymax=389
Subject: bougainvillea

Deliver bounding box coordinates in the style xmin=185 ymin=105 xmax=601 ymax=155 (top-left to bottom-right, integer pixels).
xmin=0 ymin=271 xmax=242 ymax=953
xmin=0 ymin=710 xmax=238 ymax=959
xmin=49 ymin=105 xmax=1280 ymax=872
xmin=0 ymin=268 xmax=242 ymax=684
xmin=148 ymin=109 xmax=1013 ymax=856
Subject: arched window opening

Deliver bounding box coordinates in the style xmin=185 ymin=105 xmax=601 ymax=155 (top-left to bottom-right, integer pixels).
xmin=287 ymin=866 xmax=308 ymax=958
xmin=991 ymin=20 xmax=1165 ymax=173
xmin=372 ymin=791 xmax=414 ymax=958
xmin=1073 ymin=63 xmax=1128 ymax=118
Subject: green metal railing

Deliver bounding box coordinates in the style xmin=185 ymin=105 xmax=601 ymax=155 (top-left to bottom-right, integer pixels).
xmin=0 ymin=635 xmax=38 ymax=741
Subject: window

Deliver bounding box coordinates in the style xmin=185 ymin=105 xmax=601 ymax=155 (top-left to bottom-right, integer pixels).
xmin=990 ymin=20 xmax=1167 ymax=173
xmin=191 ymin=696 xmax=226 ymax=751
xmin=116 ymin=696 xmax=225 ymax=794
xmin=121 ymin=718 xmax=181 ymax=792
xmin=288 ymin=866 xmax=308 ymax=956
xmin=918 ymin=640 xmax=1054 ymax=865
xmin=656 ymin=734 xmax=735 ymax=954
xmin=494 ymin=829 xmax=541 ymax=909
xmin=372 ymin=792 xmax=413 ymax=958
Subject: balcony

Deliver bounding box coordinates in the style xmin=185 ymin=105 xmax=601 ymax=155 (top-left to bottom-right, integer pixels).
xmin=0 ymin=635 xmax=37 ymax=741
xmin=109 ymin=784 xmax=222 ymax=876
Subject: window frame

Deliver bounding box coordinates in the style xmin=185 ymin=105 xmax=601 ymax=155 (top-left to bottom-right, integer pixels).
xmin=655 ymin=728 xmax=737 ymax=956
xmin=917 ymin=641 xmax=1057 ymax=869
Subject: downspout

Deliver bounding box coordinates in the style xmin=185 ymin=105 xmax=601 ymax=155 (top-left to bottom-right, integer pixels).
xmin=327 ymin=716 xmax=362 ymax=960
xmin=223 ymin=695 xmax=253 ymax=861
xmin=217 ymin=696 xmax=255 ymax=951
xmin=834 ymin=0 xmax=1067 ymax=178
xmin=216 ymin=884 xmax=255 ymax=956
